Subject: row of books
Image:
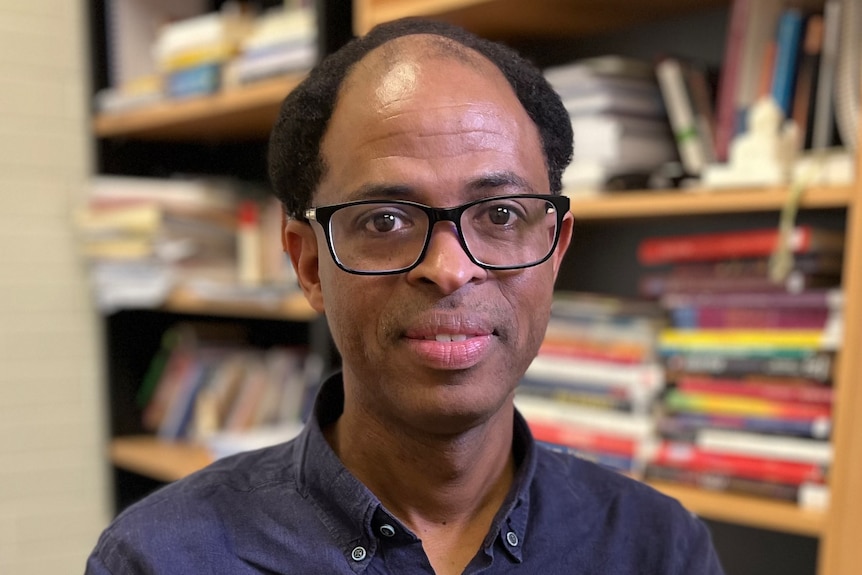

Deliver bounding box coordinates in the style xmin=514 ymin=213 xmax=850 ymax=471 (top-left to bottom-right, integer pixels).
xmin=97 ymin=2 xmax=317 ymax=112
xmin=138 ymin=323 xmax=322 ymax=445
xmin=74 ymin=175 xmax=295 ymax=312
xmin=516 ymin=223 xmax=842 ymax=507
xmin=660 ymin=0 xmax=852 ymax=187
xmin=543 ymin=57 xmax=678 ymax=195
xmin=642 ymin=224 xmax=839 ymax=508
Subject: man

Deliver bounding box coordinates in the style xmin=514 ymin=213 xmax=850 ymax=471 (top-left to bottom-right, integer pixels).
xmin=87 ymin=18 xmax=724 ymax=574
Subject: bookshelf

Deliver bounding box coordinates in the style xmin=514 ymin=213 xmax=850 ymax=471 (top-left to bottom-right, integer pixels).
xmin=108 ymin=434 xmax=827 ymax=536
xmin=90 ymin=1 xmax=861 ymax=575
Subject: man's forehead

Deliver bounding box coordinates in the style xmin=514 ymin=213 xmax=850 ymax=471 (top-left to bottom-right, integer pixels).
xmin=341 ymin=34 xmax=497 ymax=94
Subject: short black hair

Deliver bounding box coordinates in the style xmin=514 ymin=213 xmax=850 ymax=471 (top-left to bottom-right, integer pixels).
xmin=268 ymin=17 xmax=573 ymax=218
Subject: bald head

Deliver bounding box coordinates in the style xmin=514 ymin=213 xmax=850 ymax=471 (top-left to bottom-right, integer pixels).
xmin=268 ymin=18 xmax=572 ymax=218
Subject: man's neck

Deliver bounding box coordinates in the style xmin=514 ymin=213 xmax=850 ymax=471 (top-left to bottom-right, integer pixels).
xmin=323 ymin=395 xmax=516 ymax=572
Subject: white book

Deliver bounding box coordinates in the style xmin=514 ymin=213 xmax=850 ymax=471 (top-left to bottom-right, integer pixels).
xmin=696 ymin=428 xmax=833 ymax=465
xmin=655 ymin=58 xmax=708 ymax=175
xmin=525 ymin=354 xmax=665 ymax=395
xmin=514 ymin=394 xmax=655 ymax=438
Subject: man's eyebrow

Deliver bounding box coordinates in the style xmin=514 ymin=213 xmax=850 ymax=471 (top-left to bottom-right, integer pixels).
xmin=466 ymin=172 xmax=537 ymax=194
xmin=345 ymin=184 xmax=415 ymax=202
xmin=344 ymin=172 xmax=537 ymax=202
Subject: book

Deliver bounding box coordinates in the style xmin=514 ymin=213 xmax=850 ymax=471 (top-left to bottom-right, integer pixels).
xmin=514 ymin=394 xmax=655 ymax=439
xmin=538 ymin=440 xmax=638 ymax=475
xmin=661 ymin=287 xmax=843 ymax=310
xmin=714 ymin=0 xmax=753 ymax=160
xmin=655 ymin=57 xmax=712 ymax=175
xmin=792 ymin=14 xmax=824 ymax=149
xmin=658 ymin=412 xmax=831 ymax=440
xmin=644 ymin=463 xmax=821 ymax=505
xmin=694 ymin=428 xmax=832 ymax=465
xmin=770 ymin=8 xmax=806 ymax=117
xmin=639 ymin=269 xmax=840 ymax=298
xmin=668 ymin=305 xmax=839 ymax=330
xmin=664 ymin=350 xmax=834 ymax=383
xmin=648 ymin=440 xmax=828 ymax=485
xmin=525 ymin=354 xmax=665 ymax=397
xmin=526 ymin=419 xmax=639 ymax=457
xmin=638 ymin=226 xmax=844 ymax=266
xmin=812 ymin=0 xmax=843 ymax=149
xmin=658 ymin=328 xmax=837 ymax=353
xmin=664 ymin=388 xmax=831 ymax=422
xmin=676 ymin=374 xmax=833 ymax=405
xmin=519 ymin=379 xmax=637 ymax=413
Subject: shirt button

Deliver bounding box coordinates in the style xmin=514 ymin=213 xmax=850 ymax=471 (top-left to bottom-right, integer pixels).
xmin=506 ymin=531 xmax=519 ymax=547
xmin=379 ymin=524 xmax=396 ymax=538
xmin=351 ymin=546 xmax=367 ymax=561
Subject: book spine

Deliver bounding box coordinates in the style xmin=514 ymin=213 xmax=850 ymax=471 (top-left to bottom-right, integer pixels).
xmin=645 ymin=463 xmax=804 ymax=503
xmin=661 ymin=288 xmax=842 ymax=310
xmin=638 ymin=226 xmax=842 ymax=265
xmin=664 ymin=351 xmax=834 ymax=383
xmin=659 ymin=328 xmax=829 ymax=351
xmin=714 ymin=0 xmax=753 ymax=160
xmin=770 ymin=8 xmax=806 ymax=117
xmin=676 ymin=375 xmax=834 ymax=405
xmin=659 ymin=412 xmax=831 ymax=440
xmin=526 ymin=355 xmax=664 ymax=394
xmin=650 ymin=441 xmax=828 ymax=484
xmin=665 ymin=389 xmax=832 ymax=421
xmin=812 ymin=0 xmax=842 ymax=149
xmin=696 ymin=428 xmax=832 ymax=465
xmin=656 ymin=57 xmax=708 ymax=175
xmin=792 ymin=14 xmax=824 ymax=149
xmin=538 ymin=441 xmax=637 ymax=474
xmin=519 ymin=380 xmax=636 ymax=413
xmin=527 ymin=420 xmax=638 ymax=457
xmin=669 ymin=306 xmax=833 ymax=330
xmin=641 ymin=270 xmax=839 ymax=298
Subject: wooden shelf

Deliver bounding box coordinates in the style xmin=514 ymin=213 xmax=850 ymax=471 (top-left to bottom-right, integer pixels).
xmin=108 ymin=435 xmax=825 ymax=536
xmin=93 ymin=74 xmax=306 ymax=141
xmin=647 ymin=481 xmax=826 ymax=537
xmin=354 ymin=0 xmax=729 ymax=39
xmin=568 ymin=184 xmax=855 ymax=221
xmin=162 ymin=286 xmax=318 ymax=321
xmin=110 ymin=436 xmax=213 ymax=483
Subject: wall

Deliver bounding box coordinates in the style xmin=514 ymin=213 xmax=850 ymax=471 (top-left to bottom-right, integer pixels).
xmin=0 ymin=1 xmax=110 ymax=572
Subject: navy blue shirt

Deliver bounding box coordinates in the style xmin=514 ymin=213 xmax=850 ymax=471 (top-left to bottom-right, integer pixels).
xmin=86 ymin=373 xmax=724 ymax=574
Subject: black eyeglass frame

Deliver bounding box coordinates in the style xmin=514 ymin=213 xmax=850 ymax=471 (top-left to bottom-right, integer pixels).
xmin=303 ymin=194 xmax=571 ymax=276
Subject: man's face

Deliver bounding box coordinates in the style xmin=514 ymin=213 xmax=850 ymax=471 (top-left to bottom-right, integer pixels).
xmin=287 ymin=41 xmax=572 ymax=435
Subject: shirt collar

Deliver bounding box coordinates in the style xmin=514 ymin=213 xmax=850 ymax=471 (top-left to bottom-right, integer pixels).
xmin=293 ymin=372 xmax=537 ymax=568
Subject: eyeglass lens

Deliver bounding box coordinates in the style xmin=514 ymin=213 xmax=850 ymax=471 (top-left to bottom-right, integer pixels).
xmin=326 ymin=197 xmax=559 ymax=273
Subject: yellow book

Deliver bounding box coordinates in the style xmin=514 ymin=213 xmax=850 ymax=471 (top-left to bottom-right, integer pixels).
xmin=659 ymin=328 xmax=834 ymax=350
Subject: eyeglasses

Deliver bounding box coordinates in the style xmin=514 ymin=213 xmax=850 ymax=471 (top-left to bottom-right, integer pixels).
xmin=303 ymin=194 xmax=570 ymax=275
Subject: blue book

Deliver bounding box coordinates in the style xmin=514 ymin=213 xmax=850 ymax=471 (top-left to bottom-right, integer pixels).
xmin=771 ymin=8 xmax=805 ymax=117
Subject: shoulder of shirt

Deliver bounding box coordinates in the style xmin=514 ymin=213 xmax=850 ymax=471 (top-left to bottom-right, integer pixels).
xmin=114 ymin=438 xmax=300 ymax=524
xmin=532 ymin=442 xmax=689 ymax=514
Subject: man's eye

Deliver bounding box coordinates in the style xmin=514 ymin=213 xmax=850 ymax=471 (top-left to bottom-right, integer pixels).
xmin=361 ymin=210 xmax=411 ymax=233
xmin=369 ymin=213 xmax=400 ymax=232
xmin=488 ymin=206 xmax=514 ymax=226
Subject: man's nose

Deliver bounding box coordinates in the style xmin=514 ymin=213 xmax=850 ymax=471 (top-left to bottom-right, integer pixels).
xmin=406 ymin=222 xmax=486 ymax=293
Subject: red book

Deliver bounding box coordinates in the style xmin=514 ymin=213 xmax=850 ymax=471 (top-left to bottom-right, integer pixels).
xmin=714 ymin=0 xmax=753 ymax=161
xmin=651 ymin=441 xmax=827 ymax=485
xmin=676 ymin=375 xmax=834 ymax=405
xmin=528 ymin=419 xmax=638 ymax=457
xmin=638 ymin=226 xmax=844 ymax=265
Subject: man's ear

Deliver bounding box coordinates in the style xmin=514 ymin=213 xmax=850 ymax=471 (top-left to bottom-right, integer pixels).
xmin=284 ymin=218 xmax=325 ymax=313
xmin=551 ymin=211 xmax=574 ymax=279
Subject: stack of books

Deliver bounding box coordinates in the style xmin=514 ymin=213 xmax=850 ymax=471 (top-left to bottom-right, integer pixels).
xmin=228 ymin=5 xmax=318 ymax=85
xmin=75 ymin=176 xmax=295 ymax=312
xmin=543 ymin=56 xmax=677 ymax=195
xmin=636 ymin=225 xmax=842 ymax=508
xmin=139 ymin=323 xmax=322 ymax=443
xmin=515 ymin=292 xmax=666 ymax=478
